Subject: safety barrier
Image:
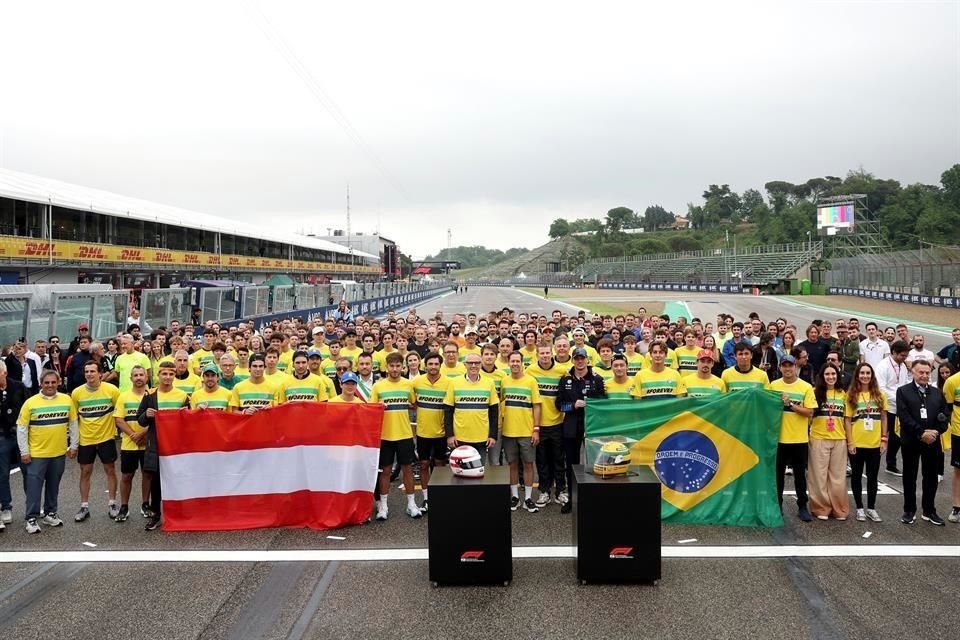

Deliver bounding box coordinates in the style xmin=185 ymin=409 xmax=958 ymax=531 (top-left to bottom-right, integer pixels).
xmin=828 ymin=287 xmax=960 ymax=309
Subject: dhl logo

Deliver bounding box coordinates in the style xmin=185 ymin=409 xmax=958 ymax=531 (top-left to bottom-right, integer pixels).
xmin=183 ymin=254 xmax=199 ymax=264
xmin=245 ymin=258 xmax=257 ymax=265
xmin=155 ymin=252 xmax=175 ymax=263
xmin=119 ymin=249 xmax=144 ymax=261
xmin=77 ymin=246 xmax=107 ymax=259
xmin=18 ymin=241 xmax=60 ymax=257
xmin=205 ymin=255 xmax=221 ymax=265
xmin=228 ymin=257 xmax=241 ymax=265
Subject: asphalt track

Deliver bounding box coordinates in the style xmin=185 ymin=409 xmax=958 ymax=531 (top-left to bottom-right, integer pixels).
xmin=2 ymin=287 xmax=959 ymax=640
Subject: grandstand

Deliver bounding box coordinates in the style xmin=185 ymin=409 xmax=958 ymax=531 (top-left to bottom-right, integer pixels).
xmin=0 ymin=168 xmax=381 ymax=287
xmin=579 ymin=241 xmax=822 ymax=287
xmin=455 ymin=237 xmax=582 ymax=284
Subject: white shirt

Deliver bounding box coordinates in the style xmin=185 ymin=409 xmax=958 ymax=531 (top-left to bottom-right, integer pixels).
xmin=874 ymin=355 xmax=910 ymax=415
xmin=905 ymin=348 xmax=936 ymax=383
xmin=860 ymin=338 xmax=890 ymax=368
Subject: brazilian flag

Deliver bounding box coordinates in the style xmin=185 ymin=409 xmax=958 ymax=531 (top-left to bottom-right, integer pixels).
xmin=586 ymin=387 xmax=783 ymax=527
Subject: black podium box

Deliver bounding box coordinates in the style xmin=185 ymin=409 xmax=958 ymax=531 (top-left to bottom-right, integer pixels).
xmin=573 ymin=464 xmax=661 ymax=584
xmin=427 ymin=466 xmax=512 ymax=586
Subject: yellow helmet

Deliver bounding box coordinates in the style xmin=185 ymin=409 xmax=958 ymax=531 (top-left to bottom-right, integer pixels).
xmin=593 ymin=441 xmax=631 ymax=477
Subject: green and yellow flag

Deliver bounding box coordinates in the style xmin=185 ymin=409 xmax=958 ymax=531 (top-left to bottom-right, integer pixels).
xmin=585 ymin=387 xmax=783 ymax=527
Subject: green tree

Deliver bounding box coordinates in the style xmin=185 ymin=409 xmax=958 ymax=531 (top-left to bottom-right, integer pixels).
xmin=636 ymin=238 xmax=671 ymax=255
xmin=643 ymin=205 xmax=674 ymax=230
xmin=569 ymin=218 xmax=604 ymax=234
xmin=876 ymin=185 xmax=927 ymax=245
xmin=605 ymin=207 xmax=637 ymax=233
xmin=668 ymin=235 xmax=703 ymax=252
xmin=940 ymin=164 xmax=960 ymax=211
xmin=702 ymin=184 xmax=741 ymax=221
xmin=764 ymin=181 xmax=795 ymax=214
xmin=548 ymin=218 xmax=570 ymax=239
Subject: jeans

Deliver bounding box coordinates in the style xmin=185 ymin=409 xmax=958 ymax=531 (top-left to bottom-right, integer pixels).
xmin=23 ymin=455 xmax=66 ymax=520
xmin=777 ymin=443 xmax=809 ymax=508
xmin=0 ymin=435 xmax=20 ymax=510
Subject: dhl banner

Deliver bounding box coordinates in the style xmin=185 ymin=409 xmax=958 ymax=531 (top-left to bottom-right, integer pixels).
xmin=0 ymin=236 xmax=380 ymax=273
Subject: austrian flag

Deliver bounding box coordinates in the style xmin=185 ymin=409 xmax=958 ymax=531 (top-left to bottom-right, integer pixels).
xmin=156 ymin=402 xmax=384 ymax=531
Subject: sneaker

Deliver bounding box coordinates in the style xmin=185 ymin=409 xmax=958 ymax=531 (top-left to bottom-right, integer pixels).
xmin=845 ymin=465 xmax=852 ymax=478
xmin=510 ymin=496 xmax=520 ymax=512
xmin=25 ymin=518 xmax=41 ymax=534
xmin=535 ymin=493 xmax=551 ymax=508
xmin=560 ymin=502 xmax=572 ymax=514
xmin=556 ymin=491 xmax=569 ymax=505
xmin=886 ymin=466 xmax=902 ymax=477
xmin=524 ymin=498 xmax=539 ymax=513
xmin=140 ymin=502 xmax=153 ymax=519
xmin=948 ymin=508 xmax=960 ymax=523
xmin=922 ymin=512 xmax=946 ymax=526
xmin=866 ymin=509 xmax=882 ymax=522
xmin=0 ymin=509 xmax=12 ymax=524
xmin=785 ymin=466 xmax=793 ymax=476
xmin=816 ymin=514 xmax=829 ymax=521
xmin=938 ymin=474 xmax=944 ymax=484
xmin=856 ymin=508 xmax=866 ymax=522
xmin=405 ymin=504 xmax=422 ymax=519
xmin=835 ymin=516 xmax=847 ymax=522
xmin=115 ymin=505 xmax=129 ymax=523
xmin=901 ymin=512 xmax=916 ymax=525
xmin=0 ymin=520 xmax=4 ymax=531
xmin=375 ymin=504 xmax=388 ymax=521
xmin=420 ymin=500 xmax=428 ymax=514
xmin=798 ymin=507 xmax=812 ymax=522
xmin=108 ymin=503 xmax=120 ymax=520
xmin=144 ymin=517 xmax=161 ymax=531
xmin=74 ymin=506 xmax=90 ymax=522
xmin=41 ymin=513 xmax=63 ymax=527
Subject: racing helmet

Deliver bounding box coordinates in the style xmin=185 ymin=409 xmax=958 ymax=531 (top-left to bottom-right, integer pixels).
xmin=593 ymin=441 xmax=631 ymax=477
xmin=449 ymin=445 xmax=485 ymax=478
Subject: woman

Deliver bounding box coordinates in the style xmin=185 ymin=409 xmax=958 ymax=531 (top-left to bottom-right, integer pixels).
xmin=752 ymin=332 xmax=779 ymax=382
xmin=104 ymin=338 xmax=120 ymax=368
xmin=404 ymin=352 xmax=421 ymax=380
xmin=793 ymin=347 xmax=814 ymax=385
xmin=140 ymin=339 xmax=152 ymax=357
xmin=809 ymin=363 xmax=849 ymax=520
xmin=248 ymin=335 xmax=265 ymax=354
xmin=845 ymin=363 xmax=887 ymax=522
xmin=702 ymin=335 xmax=724 ymax=378
xmin=149 ymin=341 xmax=166 ymax=387
xmin=778 ymin=330 xmax=796 ymax=361
xmin=937 ymin=362 xmax=954 ymax=481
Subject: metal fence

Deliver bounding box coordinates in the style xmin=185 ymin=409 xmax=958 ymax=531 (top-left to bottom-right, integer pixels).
xmin=141 ymin=288 xmax=192 ymax=331
xmin=201 ymin=287 xmax=240 ymax=323
xmin=825 ymin=247 xmax=960 ymax=295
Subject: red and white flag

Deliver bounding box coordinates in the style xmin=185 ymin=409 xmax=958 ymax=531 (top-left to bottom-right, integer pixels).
xmin=156 ymin=402 xmax=383 ymax=531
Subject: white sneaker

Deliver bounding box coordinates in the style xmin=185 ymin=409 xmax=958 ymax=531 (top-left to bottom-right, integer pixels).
xmin=0 ymin=520 xmax=5 ymax=531
xmin=866 ymin=509 xmax=882 ymax=522
xmin=948 ymin=509 xmax=960 ymax=523
xmin=41 ymin=513 xmax=64 ymax=527
xmin=855 ymin=508 xmax=866 ymax=522
xmin=25 ymin=518 xmax=41 ymax=534
xmin=405 ymin=504 xmax=423 ymax=519
xmin=0 ymin=509 xmax=12 ymax=524
xmin=420 ymin=500 xmax=428 ymax=513
xmin=555 ymin=491 xmax=569 ymax=505
xmin=534 ymin=493 xmax=551 ymax=508
xmin=375 ymin=504 xmax=388 ymax=521
xmin=816 ymin=514 xmax=828 ymax=521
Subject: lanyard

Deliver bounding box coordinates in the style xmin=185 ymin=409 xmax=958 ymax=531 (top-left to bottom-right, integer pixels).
xmin=889 ymin=358 xmax=901 ymax=380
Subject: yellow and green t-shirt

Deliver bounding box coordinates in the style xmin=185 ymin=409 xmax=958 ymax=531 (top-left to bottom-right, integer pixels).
xmin=173 ymin=372 xmax=200 ymax=396
xmin=942 ymin=372 xmax=960 ymax=436
xmin=279 ymin=373 xmax=328 ymax=403
xmin=643 ymin=349 xmax=679 ymax=371
xmin=572 ymin=343 xmax=600 ymax=366
xmin=524 ymin=362 xmax=568 ymax=427
xmin=156 ymin=388 xmax=190 ymax=412
xmin=479 ymin=368 xmax=506 ymax=395
xmin=495 ymin=358 xmax=512 ymax=377
xmin=769 ymin=378 xmax=816 ymax=444
xmin=277 ymin=349 xmax=294 ymax=373
xmin=411 ymin=375 xmax=451 ymax=439
xmin=500 ymin=374 xmax=542 ymax=438
xmin=320 ymin=357 xmax=340 ymax=379
xmin=329 ymin=394 xmax=362 ymax=403
xmin=721 ymin=366 xmax=770 ymax=393
xmin=190 ymin=385 xmax=232 ymax=411
xmin=518 ymin=346 xmax=538 ymax=368
xmin=72 ymin=382 xmax=121 ymax=446
xmin=440 ymin=362 xmax=467 ymax=379
xmin=17 ymin=392 xmax=77 ymax=458
xmin=459 ymin=345 xmax=484 ymax=364
xmin=189 ymin=349 xmax=216 ymax=374
xmin=339 ymin=346 xmax=363 ymax=370
xmin=370 ymin=377 xmax=415 ymax=441
xmin=624 ymin=353 xmax=644 ymax=377
xmin=811 ymin=388 xmax=846 ymax=440
xmin=844 ymin=392 xmax=887 ymax=448
xmin=604 ymin=378 xmax=635 ymax=400
xmin=631 ymin=368 xmax=686 ymax=399
xmin=593 ymin=363 xmax=615 ymax=383
xmin=674 ymin=346 xmax=701 ymax=373
xmin=114 ymin=389 xmax=147 ymax=451
xmin=682 ymin=374 xmax=727 ymax=398
xmin=444 ymin=376 xmax=498 ymax=443
xmin=230 ymin=378 xmax=279 ymax=411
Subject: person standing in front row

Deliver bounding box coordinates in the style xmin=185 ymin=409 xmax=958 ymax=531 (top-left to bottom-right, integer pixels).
xmin=896 ymin=359 xmax=949 ymax=526
xmin=845 ymin=363 xmax=887 ymax=523
xmin=769 ymin=355 xmax=817 ymax=522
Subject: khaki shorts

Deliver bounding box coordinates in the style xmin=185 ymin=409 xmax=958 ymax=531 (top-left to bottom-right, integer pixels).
xmin=503 ymin=436 xmax=535 ymax=464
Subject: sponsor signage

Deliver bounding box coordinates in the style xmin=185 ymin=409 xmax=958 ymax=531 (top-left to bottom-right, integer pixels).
xmin=828 ymin=287 xmax=960 ymax=309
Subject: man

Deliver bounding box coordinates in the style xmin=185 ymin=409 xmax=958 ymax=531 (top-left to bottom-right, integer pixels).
xmin=819 ymin=321 xmax=840 ymax=351
xmin=440 ymin=341 xmax=467 ymax=379
xmin=556 ymin=346 xmax=606 ymax=514
xmin=136 ymin=361 xmax=190 ymax=531
xmin=839 ymin=322 xmax=861 ymax=378
xmin=330 ymin=371 xmax=362 ymax=403
xmin=320 ymin=339 xmax=343 ymax=379
xmin=412 ymin=352 xmax=450 ymax=512
xmin=501 ymin=352 xmax=542 ymax=512
xmin=0 ymin=361 xmax=27 ymax=529
xmin=570 ymin=327 xmax=599 ymax=366
xmin=593 ymin=339 xmax=615 ymax=383
xmin=339 ymin=330 xmax=363 ymax=370
xmin=114 ymin=334 xmax=151 ymax=394
xmin=906 ymin=335 xmax=936 ymax=374
xmin=876 ymin=340 xmax=911 ymax=476
xmin=306 ymin=348 xmax=337 ymax=399
xmin=605 ymin=354 xmax=636 ymax=400
xmin=410 ymin=326 xmax=431 ymax=360
xmin=113 ymin=365 xmax=150 ymax=522
xmin=721 ymin=342 xmax=770 ymax=392
xmin=798 ymin=324 xmax=829 ymax=376
xmin=189 ymin=328 xmax=218 ymax=375
xmin=373 ymin=330 xmax=398 ymax=374
xmin=33 ymin=339 xmax=49 ymax=369
xmin=825 ymin=351 xmax=851 ymax=388
xmin=229 ymin=354 xmax=279 ymax=414
xmin=632 ymin=343 xmax=686 ymax=399
xmin=895 ymin=323 xmax=910 ymax=344
xmin=721 ymin=322 xmax=745 ymax=368
xmin=675 ymin=330 xmax=701 ymax=375
xmin=5 ymin=340 xmax=39 ymax=397
xmin=443 ymin=354 xmax=498 ymax=461
xmin=332 ymin=300 xmax=354 ymax=323
xmin=279 ymin=351 xmax=328 ymax=403
xmin=897 ymin=359 xmax=949 ymax=525
xmin=67 ymin=322 xmax=92 ymax=356
xmin=683 ymin=350 xmax=727 ymax=398
xmin=622 ymin=335 xmax=644 ymax=376
xmin=191 ymin=364 xmax=232 ymax=410
xmin=527 ymin=341 xmax=569 ymax=508
xmin=263 ymin=348 xmax=283 ymax=380
xmin=860 ymin=322 xmax=891 ymax=368
xmin=217 ymin=354 xmax=248 ymax=391
xmin=941 ymin=368 xmax=960 ymax=523
xmin=172 ymin=350 xmax=199 ymax=395
xmin=370 ymin=352 xmax=421 ymax=520
xmin=72 ymin=361 xmax=121 ymax=522
xmin=459 ymin=329 xmax=483 ymax=364
xmin=17 ymin=370 xmax=77 ymax=533
xmin=769 ymin=355 xmax=817 ymax=522
xmin=355 ymin=353 xmax=377 ymax=402
xmin=935 ymin=328 xmax=960 ymax=372
xmin=519 ymin=330 xmax=538 ymax=367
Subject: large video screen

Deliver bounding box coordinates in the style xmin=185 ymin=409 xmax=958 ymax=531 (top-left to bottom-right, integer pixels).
xmin=817 ymin=203 xmax=854 ymax=235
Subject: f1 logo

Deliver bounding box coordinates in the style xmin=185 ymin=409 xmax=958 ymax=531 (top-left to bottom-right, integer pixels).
xmin=609 ymin=546 xmax=634 ymax=559
xmin=460 ymin=550 xmax=485 ymax=563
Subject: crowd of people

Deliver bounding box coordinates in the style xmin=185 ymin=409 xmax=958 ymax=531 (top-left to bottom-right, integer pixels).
xmin=2 ymin=299 xmax=960 ymax=533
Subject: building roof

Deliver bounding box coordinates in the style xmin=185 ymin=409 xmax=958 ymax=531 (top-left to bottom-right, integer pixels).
xmin=0 ymin=168 xmax=378 ymax=260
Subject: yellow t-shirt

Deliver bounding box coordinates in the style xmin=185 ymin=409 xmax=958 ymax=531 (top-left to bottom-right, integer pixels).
xmin=810 ymin=388 xmax=846 ymax=440
xmin=675 ymin=346 xmax=702 ymax=374
xmin=173 ymin=372 xmax=200 ymax=396
xmin=370 ymin=377 xmax=415 ymax=441
xmin=524 ymin=362 xmax=568 ymax=427
xmin=495 ymin=358 xmax=512 ymax=377
xmin=17 ymin=392 xmax=77 ymax=458
xmin=479 ymin=368 xmax=506 ymax=395
xmin=279 ymin=373 xmax=328 ymax=403
xmin=230 ymin=378 xmax=279 ymax=411
xmin=459 ymin=345 xmax=484 ymax=363
xmin=643 ymin=349 xmax=680 ymax=371
xmin=625 ymin=353 xmax=644 ymax=376
xmin=373 ymin=348 xmax=399 ymax=374
xmin=631 ymin=368 xmax=686 ymax=399
xmin=942 ymin=372 xmax=960 ymax=436
xmin=114 ymin=389 xmax=147 ymax=451
xmin=320 ymin=357 xmax=340 ymax=378
xmin=604 ymin=378 xmax=635 ymax=400
xmin=572 ymin=343 xmax=600 ymax=366
xmin=411 ymin=375 xmax=451 ymax=439
xmin=72 ymin=382 xmax=121 ymax=446
xmin=444 ymin=375 xmax=498 ymax=443
xmin=593 ymin=363 xmax=615 ymax=383
xmin=156 ymin=388 xmax=190 ymax=411
xmin=277 ymin=349 xmax=294 ymax=373
xmin=440 ymin=362 xmax=467 ymax=379
xmin=329 ymin=394 xmax=362 ymax=403
xmin=500 ymin=374 xmax=542 ymax=438
xmin=189 ymin=349 xmax=216 ymax=374
xmin=721 ymin=366 xmax=770 ymax=393
xmin=518 ymin=346 xmax=538 ymax=367
xmin=769 ymin=378 xmax=817 ymax=444
xmin=682 ymin=374 xmax=727 ymax=398
xmin=845 ymin=392 xmax=888 ymax=449
xmin=339 ymin=346 xmax=363 ymax=370
xmin=190 ymin=385 xmax=233 ymax=411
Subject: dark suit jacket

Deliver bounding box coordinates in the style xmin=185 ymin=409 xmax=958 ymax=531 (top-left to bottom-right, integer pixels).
xmin=4 ymin=355 xmax=39 ymax=396
xmin=0 ymin=378 xmax=27 ymax=437
xmin=896 ymin=382 xmax=948 ymax=446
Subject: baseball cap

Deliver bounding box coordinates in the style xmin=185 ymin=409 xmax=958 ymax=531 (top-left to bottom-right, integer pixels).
xmin=344 ymin=329 xmax=358 ymax=337
xmin=201 ymin=363 xmax=219 ymax=375
xmin=696 ymin=349 xmax=715 ymax=361
xmin=572 ymin=346 xmax=588 ymax=358
xmin=79 ymin=323 xmax=89 ymax=330
xmin=312 ymin=327 xmax=323 ymax=335
xmin=340 ymin=372 xmax=359 ymax=384
xmin=572 ymin=326 xmax=586 ymax=335
xmin=780 ymin=355 xmax=797 ymax=365
xmin=306 ymin=348 xmax=324 ymax=358
xmin=465 ymin=328 xmax=477 ymax=335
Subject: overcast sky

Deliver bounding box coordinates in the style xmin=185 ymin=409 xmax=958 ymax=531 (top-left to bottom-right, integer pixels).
xmin=1 ymin=1 xmax=958 ymax=259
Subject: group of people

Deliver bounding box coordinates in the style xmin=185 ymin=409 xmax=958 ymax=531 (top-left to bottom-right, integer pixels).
xmin=2 ymin=299 xmax=960 ymax=533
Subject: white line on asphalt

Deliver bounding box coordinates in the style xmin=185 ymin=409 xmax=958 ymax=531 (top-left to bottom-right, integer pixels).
xmin=510 ymin=288 xmax=588 ymax=314
xmin=783 ymin=483 xmax=899 ymax=496
xmin=2 ymin=544 xmax=958 ymax=564
xmin=767 ymin=297 xmax=953 ymax=338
